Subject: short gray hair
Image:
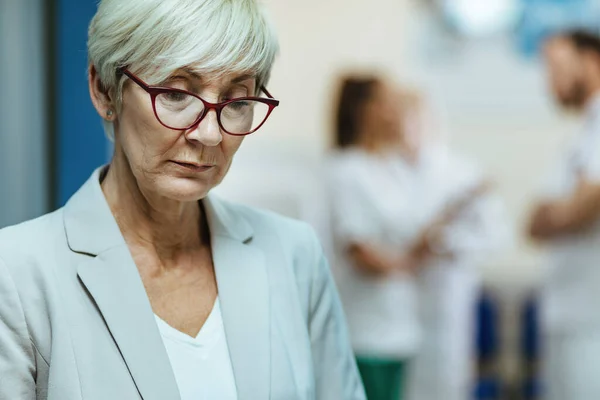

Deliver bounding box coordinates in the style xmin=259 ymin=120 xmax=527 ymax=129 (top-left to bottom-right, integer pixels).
xmin=88 ymin=0 xmax=279 ymax=139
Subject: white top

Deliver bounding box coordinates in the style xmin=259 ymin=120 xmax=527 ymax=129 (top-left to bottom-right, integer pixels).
xmin=541 ymin=94 xmax=600 ymax=333
xmin=326 ymin=149 xmax=425 ymax=358
xmin=154 ymin=298 xmax=238 ymax=400
xmin=326 ymin=147 xmax=506 ymax=358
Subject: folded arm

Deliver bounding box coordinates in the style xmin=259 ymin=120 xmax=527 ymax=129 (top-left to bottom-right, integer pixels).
xmin=529 ymin=179 xmax=600 ymax=240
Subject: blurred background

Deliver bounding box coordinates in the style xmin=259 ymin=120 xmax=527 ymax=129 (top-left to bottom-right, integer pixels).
xmin=2 ymin=0 xmax=600 ymax=399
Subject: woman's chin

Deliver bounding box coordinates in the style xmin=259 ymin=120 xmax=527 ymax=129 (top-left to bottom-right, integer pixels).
xmin=156 ymin=178 xmax=213 ymax=202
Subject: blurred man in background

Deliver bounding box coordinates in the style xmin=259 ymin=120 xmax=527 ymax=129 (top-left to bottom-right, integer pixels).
xmin=529 ymin=30 xmax=600 ymax=400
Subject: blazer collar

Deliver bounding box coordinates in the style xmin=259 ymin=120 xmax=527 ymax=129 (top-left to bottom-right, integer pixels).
xmin=64 ymin=167 xmax=270 ymax=400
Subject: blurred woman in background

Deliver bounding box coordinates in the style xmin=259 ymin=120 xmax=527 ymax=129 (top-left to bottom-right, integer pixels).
xmin=326 ymin=76 xmax=423 ymax=400
xmin=326 ymin=76 xmax=509 ymax=400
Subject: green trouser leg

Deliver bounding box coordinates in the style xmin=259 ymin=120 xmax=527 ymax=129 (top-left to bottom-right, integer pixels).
xmin=356 ymin=356 xmax=407 ymax=400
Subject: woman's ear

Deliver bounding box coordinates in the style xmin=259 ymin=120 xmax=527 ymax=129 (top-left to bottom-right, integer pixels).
xmin=88 ymin=64 xmax=115 ymax=121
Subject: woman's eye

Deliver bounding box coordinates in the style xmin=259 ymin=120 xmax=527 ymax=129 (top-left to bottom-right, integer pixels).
xmin=165 ymin=91 xmax=188 ymax=102
xmin=229 ymin=101 xmax=250 ymax=110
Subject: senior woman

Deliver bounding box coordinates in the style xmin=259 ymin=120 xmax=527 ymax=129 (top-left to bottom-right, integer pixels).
xmin=0 ymin=1 xmax=365 ymax=399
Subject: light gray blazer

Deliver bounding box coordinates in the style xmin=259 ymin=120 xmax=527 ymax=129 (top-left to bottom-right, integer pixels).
xmin=0 ymin=168 xmax=365 ymax=400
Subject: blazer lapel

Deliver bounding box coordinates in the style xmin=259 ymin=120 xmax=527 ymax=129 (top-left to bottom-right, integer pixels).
xmin=64 ymin=168 xmax=180 ymax=400
xmin=204 ymin=196 xmax=271 ymax=400
xmin=77 ymin=246 xmax=181 ymax=400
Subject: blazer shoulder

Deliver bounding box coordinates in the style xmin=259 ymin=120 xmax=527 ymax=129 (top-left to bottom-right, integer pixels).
xmin=221 ymin=198 xmax=319 ymax=248
xmin=0 ymin=209 xmax=66 ymax=269
xmin=219 ymin=198 xmax=326 ymax=292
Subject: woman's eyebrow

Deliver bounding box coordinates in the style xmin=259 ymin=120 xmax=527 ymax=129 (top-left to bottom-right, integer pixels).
xmin=179 ymin=67 xmax=203 ymax=81
xmin=231 ymin=74 xmax=255 ymax=84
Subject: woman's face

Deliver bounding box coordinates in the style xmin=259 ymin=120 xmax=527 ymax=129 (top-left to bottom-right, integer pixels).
xmin=114 ymin=69 xmax=256 ymax=202
xmin=361 ymin=83 xmax=402 ymax=146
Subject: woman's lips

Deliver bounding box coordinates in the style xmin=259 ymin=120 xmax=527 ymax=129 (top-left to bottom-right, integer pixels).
xmin=170 ymin=161 xmax=215 ymax=172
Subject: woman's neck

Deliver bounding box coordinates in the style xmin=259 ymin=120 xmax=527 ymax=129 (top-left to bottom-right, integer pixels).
xmin=357 ymin=134 xmax=399 ymax=156
xmin=101 ymin=150 xmax=208 ymax=265
xmin=357 ymin=134 xmax=385 ymax=154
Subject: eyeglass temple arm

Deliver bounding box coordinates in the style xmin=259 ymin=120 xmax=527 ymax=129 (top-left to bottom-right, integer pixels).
xmin=119 ymin=68 xmax=151 ymax=90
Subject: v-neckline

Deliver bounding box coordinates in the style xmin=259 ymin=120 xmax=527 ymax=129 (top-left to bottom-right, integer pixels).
xmin=154 ymin=298 xmax=221 ymax=347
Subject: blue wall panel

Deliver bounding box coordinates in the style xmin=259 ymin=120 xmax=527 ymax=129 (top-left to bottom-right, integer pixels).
xmin=56 ymin=0 xmax=108 ymax=206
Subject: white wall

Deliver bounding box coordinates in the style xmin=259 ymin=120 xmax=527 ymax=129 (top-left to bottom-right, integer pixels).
xmin=216 ymin=0 xmax=577 ymax=287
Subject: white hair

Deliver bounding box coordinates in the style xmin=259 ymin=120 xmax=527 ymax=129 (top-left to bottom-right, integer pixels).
xmin=87 ymin=0 xmax=279 ymax=139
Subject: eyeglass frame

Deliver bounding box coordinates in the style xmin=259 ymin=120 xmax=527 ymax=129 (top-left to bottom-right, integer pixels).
xmin=118 ymin=68 xmax=280 ymax=136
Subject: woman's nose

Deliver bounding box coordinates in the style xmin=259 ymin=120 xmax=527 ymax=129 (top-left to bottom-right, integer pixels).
xmin=185 ymin=109 xmax=223 ymax=146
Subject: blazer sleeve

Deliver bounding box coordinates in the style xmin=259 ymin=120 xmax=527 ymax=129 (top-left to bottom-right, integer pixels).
xmin=0 ymin=256 xmax=36 ymax=400
xmin=305 ymin=229 xmax=366 ymax=400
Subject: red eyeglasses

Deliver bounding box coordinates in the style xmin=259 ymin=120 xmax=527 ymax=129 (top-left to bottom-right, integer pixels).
xmin=120 ymin=68 xmax=280 ymax=136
